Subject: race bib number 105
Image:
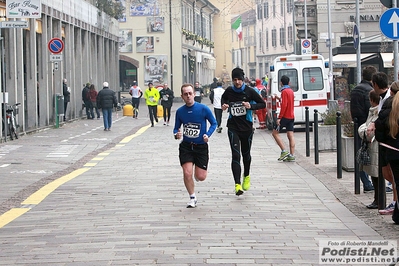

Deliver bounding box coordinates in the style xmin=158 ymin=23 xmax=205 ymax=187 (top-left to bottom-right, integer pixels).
xmin=230 ymin=102 xmax=247 ymax=116
xmin=183 ymin=123 xmax=201 ymax=138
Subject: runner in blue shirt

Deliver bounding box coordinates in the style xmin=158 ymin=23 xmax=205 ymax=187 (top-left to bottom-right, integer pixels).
xmin=173 ymin=83 xmax=217 ymax=208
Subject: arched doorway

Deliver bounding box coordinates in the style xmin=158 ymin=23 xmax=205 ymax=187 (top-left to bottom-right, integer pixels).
xmin=119 ymin=55 xmax=139 ymax=91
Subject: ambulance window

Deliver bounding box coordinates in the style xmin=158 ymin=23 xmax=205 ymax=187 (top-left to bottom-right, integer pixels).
xmin=278 ymin=70 xmax=298 ymax=92
xmin=303 ymin=67 xmax=324 ymax=91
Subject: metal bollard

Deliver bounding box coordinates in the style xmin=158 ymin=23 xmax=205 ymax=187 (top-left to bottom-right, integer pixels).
xmin=336 ymin=111 xmax=342 ymax=179
xmin=353 ymin=118 xmax=360 ymax=194
xmin=314 ymin=109 xmax=319 ymax=164
xmin=305 ymin=107 xmax=310 ymax=157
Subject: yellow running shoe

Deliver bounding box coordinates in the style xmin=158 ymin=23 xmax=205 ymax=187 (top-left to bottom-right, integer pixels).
xmin=235 ymin=184 xmax=244 ymax=196
xmin=242 ymin=175 xmax=250 ymax=191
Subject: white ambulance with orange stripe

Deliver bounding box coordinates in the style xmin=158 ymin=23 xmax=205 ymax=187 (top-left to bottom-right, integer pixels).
xmin=265 ymin=54 xmax=329 ymax=130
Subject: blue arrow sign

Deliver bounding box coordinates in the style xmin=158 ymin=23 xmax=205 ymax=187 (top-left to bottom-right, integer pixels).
xmin=380 ymin=8 xmax=399 ymax=40
xmin=353 ymin=24 xmax=359 ymax=50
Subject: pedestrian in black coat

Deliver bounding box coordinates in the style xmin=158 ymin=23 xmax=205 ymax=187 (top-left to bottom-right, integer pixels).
xmin=350 ymin=65 xmax=377 ymax=192
xmin=62 ymin=78 xmax=70 ymax=122
xmin=97 ymin=82 xmax=117 ymax=131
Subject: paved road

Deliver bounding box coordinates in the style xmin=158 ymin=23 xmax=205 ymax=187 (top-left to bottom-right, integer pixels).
xmin=0 ymin=99 xmax=398 ymax=265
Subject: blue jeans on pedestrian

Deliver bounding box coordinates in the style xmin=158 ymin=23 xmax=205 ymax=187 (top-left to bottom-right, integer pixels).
xmin=360 ymin=170 xmax=374 ymax=190
xmin=102 ymin=108 xmax=113 ymax=129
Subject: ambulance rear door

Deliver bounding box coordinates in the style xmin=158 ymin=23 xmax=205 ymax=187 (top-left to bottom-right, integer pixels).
xmin=296 ymin=57 xmax=328 ymax=122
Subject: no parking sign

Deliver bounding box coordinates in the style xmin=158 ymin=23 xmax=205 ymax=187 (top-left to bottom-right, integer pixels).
xmin=301 ymin=39 xmax=312 ymax=55
xmin=48 ymin=38 xmax=64 ymax=54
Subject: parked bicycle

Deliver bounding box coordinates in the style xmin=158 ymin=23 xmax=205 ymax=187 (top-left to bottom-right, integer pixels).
xmin=2 ymin=102 xmax=20 ymax=140
xmin=120 ymin=95 xmax=132 ymax=106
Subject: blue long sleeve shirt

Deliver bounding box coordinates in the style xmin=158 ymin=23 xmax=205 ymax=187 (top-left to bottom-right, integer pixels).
xmin=173 ymin=102 xmax=217 ymax=144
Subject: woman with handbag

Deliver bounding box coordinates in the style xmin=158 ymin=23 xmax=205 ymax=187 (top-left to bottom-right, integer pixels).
xmin=358 ymin=90 xmax=380 ymax=209
xmin=88 ymin=84 xmax=100 ymax=119
xmin=375 ymin=79 xmax=399 ymax=219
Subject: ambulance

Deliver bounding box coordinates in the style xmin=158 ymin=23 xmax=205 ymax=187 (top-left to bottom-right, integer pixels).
xmin=265 ymin=54 xmax=329 ymax=130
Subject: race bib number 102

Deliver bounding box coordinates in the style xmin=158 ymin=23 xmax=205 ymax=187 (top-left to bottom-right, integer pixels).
xmin=230 ymin=102 xmax=247 ymax=116
xmin=183 ymin=123 xmax=201 ymax=138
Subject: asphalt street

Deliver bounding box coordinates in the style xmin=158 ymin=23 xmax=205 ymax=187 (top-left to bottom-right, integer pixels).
xmin=0 ymin=98 xmax=398 ymax=265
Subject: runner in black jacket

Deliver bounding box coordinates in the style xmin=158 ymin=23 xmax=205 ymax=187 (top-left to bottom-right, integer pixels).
xmin=221 ymin=67 xmax=266 ymax=196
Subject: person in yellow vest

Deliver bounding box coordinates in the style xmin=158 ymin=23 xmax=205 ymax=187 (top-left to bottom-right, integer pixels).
xmin=144 ymin=82 xmax=160 ymax=127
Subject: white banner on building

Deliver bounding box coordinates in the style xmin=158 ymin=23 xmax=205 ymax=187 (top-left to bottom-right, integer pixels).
xmin=6 ymin=0 xmax=41 ymax=18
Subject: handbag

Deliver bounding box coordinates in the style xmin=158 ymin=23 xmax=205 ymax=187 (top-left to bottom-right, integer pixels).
xmin=356 ymin=133 xmax=371 ymax=166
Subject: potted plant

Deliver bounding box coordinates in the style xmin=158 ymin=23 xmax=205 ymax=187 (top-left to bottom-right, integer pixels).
xmin=318 ymin=104 xmax=354 ymax=156
xmin=339 ymin=106 xmax=355 ymax=172
xmin=319 ymin=108 xmax=338 ymax=151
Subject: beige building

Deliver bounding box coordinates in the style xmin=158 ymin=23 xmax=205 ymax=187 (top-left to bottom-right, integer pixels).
xmin=211 ymin=0 xmax=255 ymax=82
xmin=255 ymin=0 xmax=295 ymax=78
xmin=118 ymin=0 xmax=218 ymax=92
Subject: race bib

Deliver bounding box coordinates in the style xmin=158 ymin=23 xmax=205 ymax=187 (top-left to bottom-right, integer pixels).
xmin=195 ymin=91 xmax=201 ymax=97
xmin=230 ymin=102 xmax=247 ymax=116
xmin=162 ymin=95 xmax=168 ymax=101
xmin=183 ymin=123 xmax=201 ymax=138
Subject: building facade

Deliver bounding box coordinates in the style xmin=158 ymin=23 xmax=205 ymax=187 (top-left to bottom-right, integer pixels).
xmin=0 ymin=0 xmax=119 ymax=139
xmin=255 ymin=0 xmax=295 ymax=79
xmin=118 ymin=0 xmax=218 ymax=93
xmin=230 ymin=9 xmax=257 ymax=80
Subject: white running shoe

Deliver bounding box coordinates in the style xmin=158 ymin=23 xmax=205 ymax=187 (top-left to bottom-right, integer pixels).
xmin=187 ymin=197 xmax=197 ymax=208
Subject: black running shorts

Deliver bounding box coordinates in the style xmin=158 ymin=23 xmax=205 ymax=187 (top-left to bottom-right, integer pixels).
xmin=179 ymin=141 xmax=209 ymax=170
xmin=274 ymin=117 xmax=294 ymax=132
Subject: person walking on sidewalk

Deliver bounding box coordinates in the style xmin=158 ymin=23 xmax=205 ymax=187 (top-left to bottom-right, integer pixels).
xmin=350 ymin=65 xmax=377 ymax=193
xmin=209 ymin=81 xmax=224 ymax=133
xmin=82 ymin=82 xmax=91 ymax=119
xmin=173 ymin=83 xmax=217 ymax=208
xmin=144 ymin=82 xmax=160 ymax=127
xmin=358 ymin=90 xmax=380 ymax=209
xmin=129 ymin=81 xmax=143 ymax=119
xmin=62 ymin=78 xmax=70 ymax=122
xmin=97 ymin=82 xmax=118 ymax=131
xmin=221 ymin=67 xmax=266 ymax=196
xmin=88 ymin=84 xmax=100 ymax=119
xmin=159 ymin=83 xmax=174 ymax=126
xmin=272 ymin=75 xmax=296 ymax=162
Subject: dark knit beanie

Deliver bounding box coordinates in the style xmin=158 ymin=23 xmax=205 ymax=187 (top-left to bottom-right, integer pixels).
xmin=232 ymin=67 xmax=245 ymax=80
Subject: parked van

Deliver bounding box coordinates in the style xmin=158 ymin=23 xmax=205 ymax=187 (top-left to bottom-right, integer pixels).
xmin=265 ymin=54 xmax=330 ymax=130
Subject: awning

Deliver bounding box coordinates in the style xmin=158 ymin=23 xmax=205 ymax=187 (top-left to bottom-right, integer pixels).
xmin=381 ymin=53 xmax=394 ymax=68
xmin=330 ymin=53 xmax=373 ymax=68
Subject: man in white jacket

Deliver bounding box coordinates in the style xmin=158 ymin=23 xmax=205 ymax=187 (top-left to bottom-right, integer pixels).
xmin=209 ymin=81 xmax=224 ymax=133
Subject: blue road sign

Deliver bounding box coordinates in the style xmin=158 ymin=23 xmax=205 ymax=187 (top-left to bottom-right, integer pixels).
xmin=302 ymin=39 xmax=311 ymax=48
xmin=353 ymin=24 xmax=359 ymax=49
xmin=380 ymin=8 xmax=399 ymax=40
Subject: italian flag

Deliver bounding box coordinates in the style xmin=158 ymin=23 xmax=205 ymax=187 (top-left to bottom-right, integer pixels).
xmin=232 ymin=16 xmax=242 ymax=41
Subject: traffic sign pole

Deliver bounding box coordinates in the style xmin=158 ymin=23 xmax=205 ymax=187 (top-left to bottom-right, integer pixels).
xmin=355 ymin=0 xmax=361 ymax=83
xmin=380 ymin=8 xmax=399 ymax=80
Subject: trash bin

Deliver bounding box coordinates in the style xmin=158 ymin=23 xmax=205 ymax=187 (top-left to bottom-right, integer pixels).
xmin=157 ymin=105 xmax=163 ymax=118
xmin=56 ymin=94 xmax=64 ymax=115
xmin=123 ymin=104 xmax=133 ymax=116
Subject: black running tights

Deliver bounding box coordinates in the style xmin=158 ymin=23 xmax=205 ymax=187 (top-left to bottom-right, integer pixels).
xmin=228 ymin=129 xmax=253 ymax=184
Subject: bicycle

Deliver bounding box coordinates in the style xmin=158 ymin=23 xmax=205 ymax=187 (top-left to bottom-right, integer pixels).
xmin=2 ymin=103 xmax=21 ymax=140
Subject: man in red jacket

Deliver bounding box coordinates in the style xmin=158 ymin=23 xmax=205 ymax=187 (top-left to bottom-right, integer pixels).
xmin=272 ymin=75 xmax=296 ymax=162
